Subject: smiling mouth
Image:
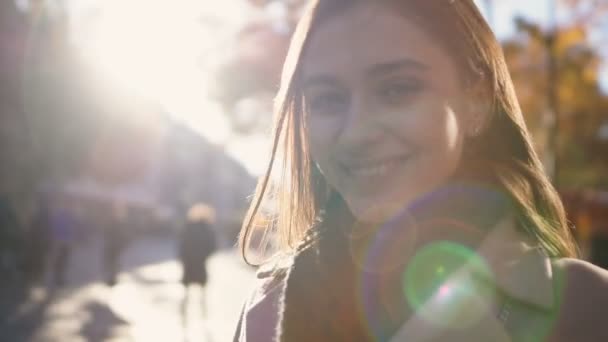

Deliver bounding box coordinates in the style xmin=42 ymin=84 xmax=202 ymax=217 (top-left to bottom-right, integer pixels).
xmin=342 ymin=155 xmax=411 ymax=178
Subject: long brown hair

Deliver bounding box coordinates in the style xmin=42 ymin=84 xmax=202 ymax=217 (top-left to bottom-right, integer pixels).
xmin=239 ymin=0 xmax=578 ymax=264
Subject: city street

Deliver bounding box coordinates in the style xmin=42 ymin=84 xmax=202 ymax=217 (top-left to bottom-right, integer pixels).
xmin=17 ymin=234 xmax=255 ymax=342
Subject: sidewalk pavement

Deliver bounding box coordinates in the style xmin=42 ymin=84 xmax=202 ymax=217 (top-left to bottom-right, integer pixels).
xmin=5 ymin=233 xmax=255 ymax=342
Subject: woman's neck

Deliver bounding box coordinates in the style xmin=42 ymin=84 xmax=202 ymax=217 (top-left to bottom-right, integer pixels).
xmin=331 ymin=182 xmax=515 ymax=274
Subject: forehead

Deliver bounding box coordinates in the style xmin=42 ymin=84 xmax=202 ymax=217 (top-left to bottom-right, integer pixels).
xmin=302 ymin=3 xmax=454 ymax=80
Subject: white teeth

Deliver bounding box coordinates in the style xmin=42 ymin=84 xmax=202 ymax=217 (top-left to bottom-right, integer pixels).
xmin=349 ymin=159 xmax=404 ymax=177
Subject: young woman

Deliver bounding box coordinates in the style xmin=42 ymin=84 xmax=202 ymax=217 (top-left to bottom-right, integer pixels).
xmin=234 ymin=1 xmax=608 ymax=341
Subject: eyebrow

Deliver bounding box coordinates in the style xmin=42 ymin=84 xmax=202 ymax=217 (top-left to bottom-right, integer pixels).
xmin=302 ymin=58 xmax=429 ymax=89
xmin=366 ymin=58 xmax=429 ymax=78
xmin=302 ymin=75 xmax=344 ymax=90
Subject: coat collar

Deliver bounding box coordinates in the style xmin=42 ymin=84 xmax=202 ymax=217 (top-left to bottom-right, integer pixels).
xmin=257 ymin=215 xmax=557 ymax=311
xmin=475 ymin=218 xmax=555 ymax=310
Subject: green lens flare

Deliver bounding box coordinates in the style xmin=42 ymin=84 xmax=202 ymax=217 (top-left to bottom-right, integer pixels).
xmin=403 ymin=241 xmax=495 ymax=329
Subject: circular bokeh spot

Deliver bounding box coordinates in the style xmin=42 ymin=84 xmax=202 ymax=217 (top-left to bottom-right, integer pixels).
xmin=403 ymin=241 xmax=495 ymax=330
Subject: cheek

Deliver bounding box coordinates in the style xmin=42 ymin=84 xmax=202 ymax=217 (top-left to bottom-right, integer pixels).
xmin=390 ymin=103 xmax=464 ymax=153
xmin=421 ymin=104 xmax=463 ymax=153
xmin=426 ymin=106 xmax=466 ymax=178
xmin=443 ymin=106 xmax=463 ymax=150
xmin=307 ymin=116 xmax=341 ymax=164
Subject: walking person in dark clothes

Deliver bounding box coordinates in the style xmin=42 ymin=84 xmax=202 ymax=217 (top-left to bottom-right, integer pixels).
xmin=103 ymin=200 xmax=130 ymax=287
xmin=179 ymin=203 xmax=217 ymax=336
xmin=47 ymin=196 xmax=79 ymax=288
xmin=0 ymin=197 xmax=24 ymax=289
xmin=24 ymin=195 xmax=51 ymax=287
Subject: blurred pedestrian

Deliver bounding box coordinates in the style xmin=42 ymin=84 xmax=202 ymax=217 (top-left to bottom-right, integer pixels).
xmin=0 ymin=196 xmax=25 ymax=326
xmin=24 ymin=194 xmax=51 ymax=287
xmin=47 ymin=195 xmax=78 ymax=288
xmin=179 ymin=203 xmax=217 ymax=332
xmin=0 ymin=196 xmax=23 ymax=285
xmin=103 ymin=200 xmax=130 ymax=286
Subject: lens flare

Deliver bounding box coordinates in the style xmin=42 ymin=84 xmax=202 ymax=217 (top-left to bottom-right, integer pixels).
xmin=403 ymin=241 xmax=495 ymax=330
xmin=352 ymin=183 xmax=511 ymax=339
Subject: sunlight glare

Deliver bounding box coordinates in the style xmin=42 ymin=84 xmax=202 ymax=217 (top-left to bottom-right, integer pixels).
xmin=79 ymin=0 xmax=202 ymax=98
xmin=72 ymin=0 xmax=250 ymax=145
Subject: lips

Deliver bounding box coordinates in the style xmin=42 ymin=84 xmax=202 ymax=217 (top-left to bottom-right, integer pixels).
xmin=341 ymin=154 xmax=411 ymax=178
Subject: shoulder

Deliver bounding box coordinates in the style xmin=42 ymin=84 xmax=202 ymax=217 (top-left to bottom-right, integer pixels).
xmin=552 ymin=258 xmax=608 ymax=301
xmin=548 ymin=258 xmax=608 ymax=341
xmin=234 ymin=253 xmax=292 ymax=342
xmin=551 ymin=258 xmax=608 ymax=308
xmin=248 ymin=254 xmax=292 ymax=308
xmin=249 ymin=252 xmax=293 ymax=304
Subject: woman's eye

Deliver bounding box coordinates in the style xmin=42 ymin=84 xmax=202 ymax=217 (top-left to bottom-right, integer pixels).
xmin=307 ymin=92 xmax=349 ymax=115
xmin=378 ymin=80 xmax=423 ymax=104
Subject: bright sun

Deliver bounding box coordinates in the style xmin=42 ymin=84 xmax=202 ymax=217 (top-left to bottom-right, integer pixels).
xmin=67 ymin=0 xmax=276 ymax=174
xmin=78 ymin=0 xmax=204 ymax=99
xmin=70 ymin=0 xmax=254 ymax=144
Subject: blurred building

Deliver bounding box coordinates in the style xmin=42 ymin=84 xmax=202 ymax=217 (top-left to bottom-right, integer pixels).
xmin=0 ymin=1 xmax=257 ymax=244
xmin=59 ymin=114 xmax=256 ymax=242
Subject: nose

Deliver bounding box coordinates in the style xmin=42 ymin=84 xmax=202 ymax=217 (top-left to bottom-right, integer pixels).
xmin=337 ymin=95 xmax=383 ymax=153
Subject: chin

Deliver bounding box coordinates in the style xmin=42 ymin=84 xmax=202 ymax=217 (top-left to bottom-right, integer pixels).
xmin=348 ymin=197 xmax=413 ymax=224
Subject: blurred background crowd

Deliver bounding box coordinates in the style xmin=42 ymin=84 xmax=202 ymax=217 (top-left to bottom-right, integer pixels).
xmin=0 ymin=0 xmax=606 ymax=341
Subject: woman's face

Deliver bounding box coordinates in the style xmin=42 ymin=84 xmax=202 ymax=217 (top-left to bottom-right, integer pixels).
xmin=303 ymin=3 xmax=475 ymax=224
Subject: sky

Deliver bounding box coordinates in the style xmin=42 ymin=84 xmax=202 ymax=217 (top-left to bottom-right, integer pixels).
xmin=477 ymin=0 xmax=551 ymax=37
